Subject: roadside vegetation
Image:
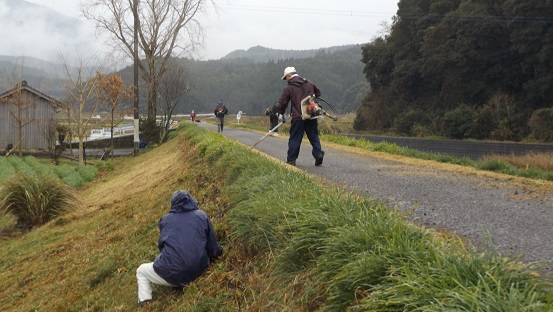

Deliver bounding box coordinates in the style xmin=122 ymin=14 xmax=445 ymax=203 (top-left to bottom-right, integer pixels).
xmin=1 ymin=122 xmax=551 ymax=311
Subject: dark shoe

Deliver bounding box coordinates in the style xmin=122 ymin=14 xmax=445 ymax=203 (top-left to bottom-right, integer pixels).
xmin=286 ymin=160 xmax=296 ymax=166
xmin=315 ymin=154 xmax=324 ymax=166
xmin=138 ymin=299 xmax=152 ymax=307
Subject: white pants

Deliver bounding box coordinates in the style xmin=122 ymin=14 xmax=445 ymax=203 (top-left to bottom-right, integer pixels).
xmin=136 ymin=262 xmax=176 ymax=302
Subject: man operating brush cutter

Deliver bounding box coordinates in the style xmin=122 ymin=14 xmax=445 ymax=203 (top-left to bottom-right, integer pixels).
xmin=270 ymin=66 xmax=338 ymax=166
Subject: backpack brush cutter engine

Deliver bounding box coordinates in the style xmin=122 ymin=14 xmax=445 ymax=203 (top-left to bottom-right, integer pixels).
xmin=300 ymin=96 xmax=338 ymax=121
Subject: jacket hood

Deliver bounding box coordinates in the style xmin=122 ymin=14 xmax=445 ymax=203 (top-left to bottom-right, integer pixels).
xmin=169 ymin=190 xmax=199 ymax=213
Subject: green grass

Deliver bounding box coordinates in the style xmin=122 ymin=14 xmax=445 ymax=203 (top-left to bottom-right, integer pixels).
xmin=0 ymin=155 xmax=100 ymax=188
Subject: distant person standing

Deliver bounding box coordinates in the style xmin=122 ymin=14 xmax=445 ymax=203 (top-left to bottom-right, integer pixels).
xmin=214 ymin=100 xmax=229 ymax=132
xmin=190 ymin=110 xmax=196 ymax=122
xmin=274 ymin=66 xmax=324 ymax=166
xmin=236 ymin=111 xmax=243 ymax=124
xmin=265 ymin=105 xmax=279 ymax=136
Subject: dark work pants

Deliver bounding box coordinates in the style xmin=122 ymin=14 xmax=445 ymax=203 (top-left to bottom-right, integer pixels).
xmin=269 ymin=115 xmax=279 ymax=132
xmin=287 ymin=119 xmax=323 ymax=162
xmin=216 ymin=117 xmax=224 ymax=132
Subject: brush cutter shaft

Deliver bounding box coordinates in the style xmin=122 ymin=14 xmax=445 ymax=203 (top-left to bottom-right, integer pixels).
xmin=251 ymin=122 xmax=284 ymax=148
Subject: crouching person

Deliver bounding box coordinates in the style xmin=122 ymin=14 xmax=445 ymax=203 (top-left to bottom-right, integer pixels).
xmin=136 ymin=190 xmax=223 ymax=305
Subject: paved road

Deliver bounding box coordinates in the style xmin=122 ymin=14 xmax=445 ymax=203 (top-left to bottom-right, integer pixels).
xmin=197 ymin=122 xmax=553 ymax=275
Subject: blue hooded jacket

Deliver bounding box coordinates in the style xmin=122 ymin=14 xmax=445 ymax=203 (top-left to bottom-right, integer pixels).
xmin=153 ymin=190 xmax=223 ymax=286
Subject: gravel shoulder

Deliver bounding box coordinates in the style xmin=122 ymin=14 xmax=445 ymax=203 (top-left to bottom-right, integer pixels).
xmin=198 ymin=122 xmax=553 ymax=276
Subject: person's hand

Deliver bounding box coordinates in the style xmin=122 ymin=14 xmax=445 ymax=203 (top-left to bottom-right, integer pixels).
xmin=278 ymin=114 xmax=284 ymax=123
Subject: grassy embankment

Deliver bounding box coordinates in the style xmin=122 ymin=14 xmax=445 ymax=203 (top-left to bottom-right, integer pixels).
xmin=0 ymin=122 xmax=552 ymax=311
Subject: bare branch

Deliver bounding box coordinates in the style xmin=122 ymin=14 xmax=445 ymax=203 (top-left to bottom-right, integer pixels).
xmin=81 ymin=0 xmax=216 ymax=119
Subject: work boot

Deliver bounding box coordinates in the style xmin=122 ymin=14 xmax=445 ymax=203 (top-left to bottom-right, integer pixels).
xmin=286 ymin=160 xmax=296 ymax=166
xmin=315 ymin=153 xmax=324 ymax=166
xmin=138 ymin=299 xmax=152 ymax=307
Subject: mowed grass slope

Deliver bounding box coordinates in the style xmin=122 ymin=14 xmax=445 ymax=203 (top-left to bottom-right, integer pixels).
xmin=0 ymin=127 xmax=230 ymax=310
xmin=1 ymin=123 xmax=552 ymax=311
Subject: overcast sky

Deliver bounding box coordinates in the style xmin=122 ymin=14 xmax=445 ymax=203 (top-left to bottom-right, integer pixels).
xmin=3 ymin=0 xmax=398 ymax=62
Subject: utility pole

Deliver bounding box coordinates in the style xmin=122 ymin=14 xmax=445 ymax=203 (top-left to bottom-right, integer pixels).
xmin=133 ymin=0 xmax=140 ymax=156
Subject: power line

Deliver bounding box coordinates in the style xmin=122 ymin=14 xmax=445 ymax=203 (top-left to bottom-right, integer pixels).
xmin=222 ymin=3 xmax=395 ymax=18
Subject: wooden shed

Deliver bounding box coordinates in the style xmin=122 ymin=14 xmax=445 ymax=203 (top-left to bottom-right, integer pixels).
xmin=0 ymin=81 xmax=61 ymax=154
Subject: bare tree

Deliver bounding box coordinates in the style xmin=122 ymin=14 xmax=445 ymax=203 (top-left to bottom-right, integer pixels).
xmin=59 ymin=97 xmax=76 ymax=158
xmin=96 ymin=72 xmax=134 ymax=158
xmin=157 ymin=63 xmax=190 ymax=142
xmin=81 ymin=0 xmax=214 ymax=121
xmin=60 ymin=54 xmax=103 ymax=166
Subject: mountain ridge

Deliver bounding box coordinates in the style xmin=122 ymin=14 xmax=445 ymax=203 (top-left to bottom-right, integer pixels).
xmin=222 ymin=44 xmax=364 ymax=62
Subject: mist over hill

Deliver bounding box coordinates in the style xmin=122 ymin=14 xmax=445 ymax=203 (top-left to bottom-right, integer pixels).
xmin=0 ymin=0 xmax=101 ymax=64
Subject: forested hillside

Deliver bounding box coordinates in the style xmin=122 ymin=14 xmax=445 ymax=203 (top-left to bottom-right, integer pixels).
xmin=222 ymin=45 xmax=363 ymax=63
xmin=1 ymin=45 xmax=367 ymax=117
xmin=118 ymin=45 xmax=368 ymax=116
xmin=356 ymin=0 xmax=553 ymax=142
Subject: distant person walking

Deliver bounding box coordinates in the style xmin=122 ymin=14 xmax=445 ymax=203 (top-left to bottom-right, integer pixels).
xmin=190 ymin=110 xmax=196 ymax=122
xmin=136 ymin=190 xmax=223 ymax=306
xmin=214 ymin=100 xmax=229 ymax=132
xmin=236 ymin=111 xmax=243 ymax=124
xmin=274 ymin=66 xmax=324 ymax=166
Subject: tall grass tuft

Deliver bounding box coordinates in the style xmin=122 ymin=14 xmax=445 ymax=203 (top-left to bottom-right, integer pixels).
xmin=0 ymin=172 xmax=79 ymax=227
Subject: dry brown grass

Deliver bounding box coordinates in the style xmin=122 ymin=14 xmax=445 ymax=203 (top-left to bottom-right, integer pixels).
xmin=0 ymin=132 xmax=231 ymax=310
xmin=483 ymin=152 xmax=553 ymax=171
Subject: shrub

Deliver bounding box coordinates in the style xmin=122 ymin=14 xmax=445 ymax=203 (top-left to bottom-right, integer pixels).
xmin=77 ymin=165 xmax=98 ymax=182
xmin=393 ymin=109 xmax=431 ymax=135
xmin=52 ymin=166 xmax=86 ymax=188
xmin=354 ymin=92 xmax=399 ymax=131
xmin=470 ymin=106 xmax=496 ymax=139
xmin=0 ymin=172 xmax=78 ymax=227
xmin=96 ymin=161 xmax=115 ymax=171
xmin=442 ymin=104 xmax=477 ymax=139
xmin=528 ymin=108 xmax=553 ymax=142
